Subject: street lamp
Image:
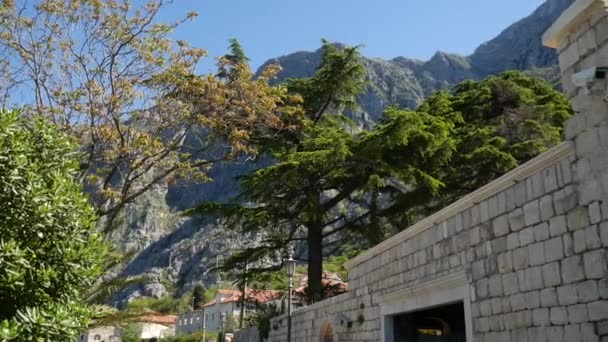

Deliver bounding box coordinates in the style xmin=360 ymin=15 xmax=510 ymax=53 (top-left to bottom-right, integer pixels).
xmin=284 ymin=248 xmax=296 ymax=342
xmin=220 ymin=312 xmax=226 ymax=342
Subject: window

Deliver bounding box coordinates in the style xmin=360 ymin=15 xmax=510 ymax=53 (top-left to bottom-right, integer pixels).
xmin=94 ymin=335 xmax=101 ymax=341
xmin=190 ymin=318 xmax=193 ymax=324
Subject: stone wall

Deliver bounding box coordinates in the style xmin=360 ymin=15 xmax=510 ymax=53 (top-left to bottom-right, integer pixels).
xmin=267 ymin=1 xmax=608 ymax=341
xmin=234 ymin=326 xmax=262 ymax=342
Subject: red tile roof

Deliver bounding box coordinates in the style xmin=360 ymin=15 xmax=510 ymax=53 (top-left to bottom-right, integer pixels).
xmin=136 ymin=314 xmax=177 ymax=325
xmin=202 ymin=288 xmax=281 ymax=308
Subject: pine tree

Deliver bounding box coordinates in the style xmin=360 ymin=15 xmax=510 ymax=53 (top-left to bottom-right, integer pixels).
xmin=192 ymin=285 xmax=205 ymax=309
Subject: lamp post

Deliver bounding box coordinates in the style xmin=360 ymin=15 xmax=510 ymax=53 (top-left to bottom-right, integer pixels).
xmin=284 ymin=249 xmax=296 ymax=342
xmin=220 ymin=312 xmax=226 ymax=342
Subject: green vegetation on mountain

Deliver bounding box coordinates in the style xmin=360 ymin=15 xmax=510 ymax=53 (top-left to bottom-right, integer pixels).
xmin=0 ymin=110 xmax=107 ymax=340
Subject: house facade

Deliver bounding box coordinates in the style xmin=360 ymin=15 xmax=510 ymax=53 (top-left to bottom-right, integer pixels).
xmin=266 ymin=1 xmax=608 ymax=341
xmin=176 ymin=289 xmax=281 ymax=335
xmin=78 ymin=326 xmax=121 ymax=342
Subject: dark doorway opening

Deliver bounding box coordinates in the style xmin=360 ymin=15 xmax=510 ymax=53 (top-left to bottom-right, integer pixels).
xmin=393 ymin=302 xmax=466 ymax=342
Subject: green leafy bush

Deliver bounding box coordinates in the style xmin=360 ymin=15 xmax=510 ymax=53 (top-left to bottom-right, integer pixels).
xmin=0 ymin=109 xmax=108 ymax=340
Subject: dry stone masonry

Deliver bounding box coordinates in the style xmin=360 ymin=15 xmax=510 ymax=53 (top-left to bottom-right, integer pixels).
xmin=265 ymin=1 xmax=608 ymax=341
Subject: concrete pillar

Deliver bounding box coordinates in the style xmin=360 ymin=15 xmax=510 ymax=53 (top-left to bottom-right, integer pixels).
xmin=543 ymin=0 xmax=608 ymax=205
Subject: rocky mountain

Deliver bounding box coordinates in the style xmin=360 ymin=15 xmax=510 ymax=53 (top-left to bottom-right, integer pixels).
xmin=110 ymin=0 xmax=574 ymax=302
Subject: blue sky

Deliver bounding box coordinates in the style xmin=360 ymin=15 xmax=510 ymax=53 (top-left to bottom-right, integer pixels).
xmin=162 ymin=0 xmax=543 ymax=73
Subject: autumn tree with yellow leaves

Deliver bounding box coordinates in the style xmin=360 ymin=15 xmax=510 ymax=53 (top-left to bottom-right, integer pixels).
xmin=0 ymin=0 xmax=304 ymax=230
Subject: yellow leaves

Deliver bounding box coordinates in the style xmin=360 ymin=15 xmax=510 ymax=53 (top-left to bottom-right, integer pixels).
xmin=1 ymin=0 xmax=14 ymax=10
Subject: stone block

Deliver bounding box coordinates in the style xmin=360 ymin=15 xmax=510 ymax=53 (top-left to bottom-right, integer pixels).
xmin=598 ymin=320 xmax=608 ymax=336
xmin=550 ymin=215 xmax=568 ymax=237
xmin=480 ymin=201 xmax=490 ymax=223
xmin=601 ymin=222 xmax=608 ymax=247
xmin=561 ymin=158 xmax=573 ymax=185
xmin=511 ymin=293 xmax=527 ymax=311
xmin=526 ymin=267 xmax=544 ymax=291
xmin=558 ymin=40 xmax=579 ymax=73
xmin=584 ymin=250 xmax=606 ymax=279
xmin=507 ymin=233 xmax=520 ymax=250
xmin=534 ymin=223 xmax=550 ymax=242
xmin=575 ymin=229 xmax=588 ymax=254
xmin=562 ymin=255 xmax=586 ymax=284
xmin=526 ymin=177 xmax=535 ymax=202
xmin=520 ymin=227 xmax=535 ymax=246
xmin=503 ymin=272 xmax=519 ymax=295
xmin=480 ymin=299 xmax=492 ymax=317
xmin=564 ymin=233 xmax=575 ymax=256
xmin=575 ymin=130 xmax=601 ymax=156
xmin=554 ymin=186 xmax=578 ymax=215
xmin=493 ymin=214 xmax=509 ymax=237
xmin=475 ymin=317 xmax=490 ymax=332
xmin=565 ymin=324 xmax=582 ymax=342
xmin=513 ymin=247 xmax=530 ymax=270
xmin=497 ymin=192 xmax=508 ymax=216
xmin=472 ymin=205 xmax=481 ymax=226
xmin=540 ymin=195 xmax=555 ymax=222
xmin=579 ymin=178 xmax=604 ymax=206
xmin=491 ymin=297 xmax=503 ymax=315
xmin=566 ymin=111 xmax=588 ymax=140
xmin=527 ymin=290 xmax=541 ymax=309
xmin=586 ymin=225 xmax=602 ymax=250
xmin=544 ymin=166 xmax=559 ymax=193
xmin=578 ymin=280 xmax=600 ymax=303
xmin=568 ymin=207 xmax=591 ymax=231
xmin=470 ymin=226 xmax=481 ymax=246
xmin=509 ymin=208 xmax=526 ymax=232
xmin=513 ymin=182 xmax=528 ymax=208
xmin=497 ymin=251 xmax=513 ymax=273
xmin=489 ymin=275 xmax=504 ymax=298
xmin=547 ymin=326 xmax=565 ymax=342
xmin=589 ymin=301 xmax=608 ymax=321
xmin=533 ymin=308 xmax=550 ymax=326
xmin=529 ymin=242 xmax=546 ymax=266
xmin=542 ymin=262 xmax=562 ymax=288
xmin=568 ymin=304 xmax=589 ymax=323
xmin=541 ymin=288 xmax=558 ymax=308
xmin=491 ymin=236 xmax=507 ymax=254
xmin=600 ymin=279 xmax=608 ymax=300
xmin=596 ymin=17 xmax=608 ymax=48
xmin=551 ymin=306 xmax=568 ymax=325
xmin=545 ymin=236 xmax=565 ymax=263
xmin=528 ymin=326 xmax=548 ymax=342
xmin=578 ymin=26 xmax=597 ymax=58
xmin=590 ymin=202 xmax=602 ymax=224
xmin=581 ymin=322 xmax=600 ymax=342
xmin=475 ymin=280 xmax=489 ymax=303
xmin=488 ymin=196 xmax=500 ymax=220
xmin=524 ymin=200 xmax=542 ymax=227
xmin=558 ymin=284 xmax=579 ymax=306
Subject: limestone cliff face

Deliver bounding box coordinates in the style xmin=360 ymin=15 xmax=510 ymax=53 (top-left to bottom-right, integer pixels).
xmin=110 ymin=0 xmax=574 ymax=301
xmin=470 ymin=0 xmax=573 ymax=75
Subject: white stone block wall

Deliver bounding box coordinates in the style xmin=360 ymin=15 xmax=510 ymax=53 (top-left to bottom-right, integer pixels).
xmin=234 ymin=326 xmax=261 ymax=342
xmin=266 ymin=1 xmax=608 ymax=341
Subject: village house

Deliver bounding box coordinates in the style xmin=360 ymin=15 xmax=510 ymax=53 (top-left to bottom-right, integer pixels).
xmin=78 ymin=326 xmax=121 ymax=342
xmin=176 ymin=288 xmax=281 ymax=335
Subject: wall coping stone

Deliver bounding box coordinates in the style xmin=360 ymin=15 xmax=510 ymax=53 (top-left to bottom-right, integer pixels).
xmin=344 ymin=142 xmax=575 ymax=270
xmin=543 ymin=0 xmax=608 ymax=48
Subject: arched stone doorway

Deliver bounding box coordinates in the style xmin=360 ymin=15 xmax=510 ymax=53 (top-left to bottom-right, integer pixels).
xmin=319 ymin=320 xmax=335 ymax=342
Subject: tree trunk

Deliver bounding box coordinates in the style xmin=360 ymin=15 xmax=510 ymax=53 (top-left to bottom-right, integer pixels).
xmin=307 ymin=223 xmax=323 ymax=303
